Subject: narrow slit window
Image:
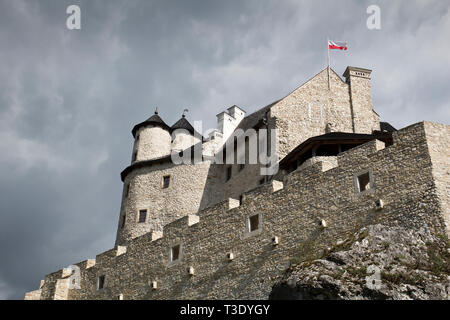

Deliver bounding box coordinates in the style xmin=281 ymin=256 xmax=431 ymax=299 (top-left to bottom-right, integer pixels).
xmin=97 ymin=275 xmax=105 ymax=290
xmin=120 ymin=214 xmax=126 ymax=229
xmin=138 ymin=209 xmax=147 ymax=223
xmin=163 ymin=175 xmax=171 ymax=189
xmin=170 ymin=244 xmax=181 ymax=262
xmin=226 ymin=166 xmax=232 ymax=182
xmin=125 ymin=184 xmax=130 ymax=197
xmin=132 ymin=150 xmax=138 ymax=162
xmin=248 ymin=214 xmax=260 ymax=232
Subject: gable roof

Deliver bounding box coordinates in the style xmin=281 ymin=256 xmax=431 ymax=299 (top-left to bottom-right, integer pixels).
xmin=229 ymin=67 xmax=344 ymax=134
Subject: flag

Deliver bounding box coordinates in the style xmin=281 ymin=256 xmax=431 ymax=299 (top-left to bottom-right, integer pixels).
xmin=328 ymin=40 xmax=347 ymax=50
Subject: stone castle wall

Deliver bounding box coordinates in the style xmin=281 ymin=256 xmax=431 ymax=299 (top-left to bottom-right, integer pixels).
xmin=26 ymin=121 xmax=449 ymax=300
xmin=423 ymin=122 xmax=450 ymax=235
xmin=117 ymin=67 xmax=381 ymax=245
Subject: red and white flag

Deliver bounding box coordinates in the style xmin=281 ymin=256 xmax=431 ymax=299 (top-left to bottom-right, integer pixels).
xmin=328 ymin=40 xmax=347 ymax=50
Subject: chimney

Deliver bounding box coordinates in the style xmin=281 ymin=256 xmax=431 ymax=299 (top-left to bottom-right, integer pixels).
xmin=216 ymin=105 xmax=246 ymax=141
xmin=343 ymin=66 xmax=380 ymax=134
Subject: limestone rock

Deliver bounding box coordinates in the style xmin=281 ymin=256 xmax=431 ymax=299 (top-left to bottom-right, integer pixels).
xmin=271 ymin=224 xmax=450 ymax=300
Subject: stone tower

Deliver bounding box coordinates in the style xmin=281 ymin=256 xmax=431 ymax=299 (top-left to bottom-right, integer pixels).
xmin=115 ymin=111 xmax=211 ymax=246
xmin=130 ymin=110 xmax=172 ymax=162
xmin=343 ymin=66 xmax=380 ymax=134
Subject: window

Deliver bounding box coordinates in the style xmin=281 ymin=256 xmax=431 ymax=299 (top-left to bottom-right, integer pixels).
xmin=138 ymin=209 xmax=147 ymax=223
xmin=239 ymin=195 xmax=243 ymax=206
xmin=97 ymin=275 xmax=105 ymax=290
xmin=132 ymin=150 xmax=137 ymax=162
xmin=162 ymin=175 xmax=171 ymax=189
xmin=248 ymin=214 xmax=260 ymax=232
xmin=355 ymin=170 xmax=374 ymax=193
xmin=120 ymin=214 xmax=126 ymax=229
xmin=226 ymin=166 xmax=232 ymax=182
xmin=125 ymin=184 xmax=130 ymax=197
xmin=170 ymin=244 xmax=181 ymax=262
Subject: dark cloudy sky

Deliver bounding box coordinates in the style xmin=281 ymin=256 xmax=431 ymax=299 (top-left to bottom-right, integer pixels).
xmin=0 ymin=0 xmax=449 ymax=299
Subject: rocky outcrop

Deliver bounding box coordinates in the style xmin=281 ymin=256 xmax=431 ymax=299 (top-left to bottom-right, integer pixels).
xmin=271 ymin=224 xmax=450 ymax=300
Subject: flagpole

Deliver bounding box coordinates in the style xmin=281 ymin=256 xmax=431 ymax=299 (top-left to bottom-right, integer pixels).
xmin=327 ymin=37 xmax=331 ymax=90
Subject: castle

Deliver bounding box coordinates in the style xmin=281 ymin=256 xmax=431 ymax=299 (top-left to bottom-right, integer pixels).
xmin=25 ymin=66 xmax=449 ymax=300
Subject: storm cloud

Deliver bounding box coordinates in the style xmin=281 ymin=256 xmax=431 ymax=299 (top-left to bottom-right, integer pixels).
xmin=0 ymin=0 xmax=449 ymax=299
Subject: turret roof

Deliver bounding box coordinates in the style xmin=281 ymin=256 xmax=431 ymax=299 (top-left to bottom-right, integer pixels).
xmin=131 ymin=111 xmax=171 ymax=137
xmin=171 ymin=115 xmax=203 ymax=138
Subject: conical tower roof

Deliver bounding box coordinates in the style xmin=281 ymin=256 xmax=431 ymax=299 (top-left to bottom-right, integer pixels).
xmin=171 ymin=114 xmax=203 ymax=138
xmin=131 ymin=110 xmax=171 ymax=137
xmin=171 ymin=115 xmax=195 ymax=134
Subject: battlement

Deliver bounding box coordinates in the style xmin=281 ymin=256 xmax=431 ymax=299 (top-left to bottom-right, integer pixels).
xmin=26 ymin=121 xmax=449 ymax=300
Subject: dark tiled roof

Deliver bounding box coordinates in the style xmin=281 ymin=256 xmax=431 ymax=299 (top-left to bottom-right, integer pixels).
xmin=131 ymin=113 xmax=171 ymax=138
xmin=234 ymin=99 xmax=281 ymax=132
xmin=171 ymin=116 xmax=203 ymax=138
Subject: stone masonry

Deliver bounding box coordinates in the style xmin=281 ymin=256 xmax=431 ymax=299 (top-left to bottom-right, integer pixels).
xmin=24 ymin=65 xmax=449 ymax=300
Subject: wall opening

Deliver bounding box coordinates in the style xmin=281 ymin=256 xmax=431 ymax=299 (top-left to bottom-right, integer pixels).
xmin=97 ymin=275 xmax=105 ymax=290
xmin=138 ymin=209 xmax=147 ymax=223
xmin=120 ymin=214 xmax=126 ymax=229
xmin=226 ymin=166 xmax=232 ymax=182
xmin=170 ymin=244 xmax=181 ymax=262
xmin=248 ymin=214 xmax=260 ymax=232
xmin=355 ymin=170 xmax=374 ymax=193
xmin=162 ymin=175 xmax=171 ymax=189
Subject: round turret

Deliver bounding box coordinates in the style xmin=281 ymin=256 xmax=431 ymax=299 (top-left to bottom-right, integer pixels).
xmin=131 ymin=110 xmax=171 ymax=162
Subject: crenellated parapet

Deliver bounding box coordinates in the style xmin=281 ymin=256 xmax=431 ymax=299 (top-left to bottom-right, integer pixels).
xmin=26 ymin=121 xmax=449 ymax=300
